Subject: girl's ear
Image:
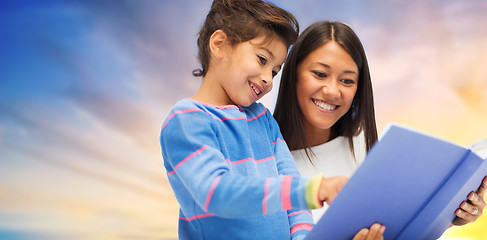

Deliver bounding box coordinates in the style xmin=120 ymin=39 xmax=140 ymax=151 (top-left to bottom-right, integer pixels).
xmin=209 ymin=29 xmax=228 ymax=60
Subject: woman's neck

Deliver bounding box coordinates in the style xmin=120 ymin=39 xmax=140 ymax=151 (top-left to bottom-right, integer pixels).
xmin=304 ymin=126 xmax=338 ymax=148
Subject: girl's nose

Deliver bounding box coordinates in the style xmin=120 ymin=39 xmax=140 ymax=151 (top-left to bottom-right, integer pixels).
xmin=261 ymin=71 xmax=273 ymax=89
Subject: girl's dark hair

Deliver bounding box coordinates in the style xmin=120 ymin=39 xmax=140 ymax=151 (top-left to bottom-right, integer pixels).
xmin=193 ymin=0 xmax=299 ymax=77
xmin=273 ymin=21 xmax=377 ymax=163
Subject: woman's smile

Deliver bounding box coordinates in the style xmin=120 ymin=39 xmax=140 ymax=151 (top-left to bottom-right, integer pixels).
xmin=312 ymin=98 xmax=338 ymax=112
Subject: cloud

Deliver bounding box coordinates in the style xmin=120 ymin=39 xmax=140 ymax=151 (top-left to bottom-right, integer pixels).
xmin=1 ymin=1 xmax=487 ymax=239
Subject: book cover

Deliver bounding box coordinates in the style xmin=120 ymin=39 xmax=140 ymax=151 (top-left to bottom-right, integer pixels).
xmin=305 ymin=124 xmax=487 ymax=240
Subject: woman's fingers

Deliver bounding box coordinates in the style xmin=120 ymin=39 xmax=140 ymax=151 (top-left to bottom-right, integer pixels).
xmin=352 ymin=228 xmax=368 ymax=240
xmin=365 ymin=223 xmax=385 ymax=240
xmin=475 ymin=176 xmax=487 ymax=199
xmin=352 ymin=223 xmax=385 ymax=240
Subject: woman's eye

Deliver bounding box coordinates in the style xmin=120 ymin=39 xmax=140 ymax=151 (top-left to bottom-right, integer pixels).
xmin=313 ymin=71 xmax=326 ymax=78
xmin=258 ymin=56 xmax=267 ymax=65
xmin=341 ymin=79 xmax=355 ymax=85
xmin=272 ymin=71 xmax=278 ymax=77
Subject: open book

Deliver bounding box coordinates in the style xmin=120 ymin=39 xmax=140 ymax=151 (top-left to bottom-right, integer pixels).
xmin=305 ymin=124 xmax=487 ymax=240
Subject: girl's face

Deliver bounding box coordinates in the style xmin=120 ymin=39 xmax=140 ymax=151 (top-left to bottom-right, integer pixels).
xmin=217 ymin=35 xmax=287 ymax=107
xmin=296 ymin=41 xmax=358 ymax=145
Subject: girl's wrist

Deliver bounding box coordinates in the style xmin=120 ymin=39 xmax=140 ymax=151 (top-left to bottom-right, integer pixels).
xmin=305 ymin=173 xmax=324 ymax=209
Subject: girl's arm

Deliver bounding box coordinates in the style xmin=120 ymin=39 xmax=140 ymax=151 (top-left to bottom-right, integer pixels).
xmin=161 ymin=107 xmax=313 ymax=219
xmin=265 ymin=108 xmax=317 ymax=239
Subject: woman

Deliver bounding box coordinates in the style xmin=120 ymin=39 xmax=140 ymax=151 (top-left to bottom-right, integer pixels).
xmin=274 ymin=21 xmax=486 ymax=227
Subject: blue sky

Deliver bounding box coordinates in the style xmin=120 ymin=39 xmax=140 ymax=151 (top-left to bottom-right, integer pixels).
xmin=1 ymin=0 xmax=487 ymax=239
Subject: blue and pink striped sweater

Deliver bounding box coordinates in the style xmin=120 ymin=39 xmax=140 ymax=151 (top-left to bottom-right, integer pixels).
xmin=160 ymin=98 xmax=315 ymax=239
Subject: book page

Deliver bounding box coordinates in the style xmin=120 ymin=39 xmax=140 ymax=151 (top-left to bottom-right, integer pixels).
xmin=305 ymin=124 xmax=473 ymax=240
xmin=470 ymin=139 xmax=487 ymax=159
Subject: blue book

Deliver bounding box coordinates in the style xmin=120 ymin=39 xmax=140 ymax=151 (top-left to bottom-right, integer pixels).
xmin=305 ymin=124 xmax=487 ymax=240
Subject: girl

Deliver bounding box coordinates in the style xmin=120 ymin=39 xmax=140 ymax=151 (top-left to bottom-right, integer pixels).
xmin=274 ymin=20 xmax=486 ymax=227
xmin=160 ymin=2 xmax=371 ymax=240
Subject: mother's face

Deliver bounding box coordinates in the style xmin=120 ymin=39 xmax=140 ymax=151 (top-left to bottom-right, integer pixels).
xmin=296 ymin=40 xmax=358 ymax=138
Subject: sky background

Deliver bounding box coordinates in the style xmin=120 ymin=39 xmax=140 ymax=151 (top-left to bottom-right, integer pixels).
xmin=1 ymin=0 xmax=486 ymax=239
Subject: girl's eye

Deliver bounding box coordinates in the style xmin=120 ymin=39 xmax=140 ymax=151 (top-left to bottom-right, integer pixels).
xmin=312 ymin=71 xmax=326 ymax=78
xmin=341 ymin=79 xmax=356 ymax=85
xmin=258 ymin=56 xmax=267 ymax=65
xmin=272 ymin=71 xmax=278 ymax=77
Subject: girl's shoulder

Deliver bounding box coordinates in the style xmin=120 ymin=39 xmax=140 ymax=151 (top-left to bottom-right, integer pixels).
xmin=161 ymin=99 xmax=214 ymax=130
xmin=166 ymin=98 xmax=248 ymax=123
xmin=242 ymin=101 xmax=267 ymax=113
xmin=184 ymin=98 xmax=241 ymax=110
xmin=166 ymin=100 xmax=271 ymax=125
xmin=242 ymin=102 xmax=275 ymax=122
xmin=169 ymin=98 xmax=241 ymax=113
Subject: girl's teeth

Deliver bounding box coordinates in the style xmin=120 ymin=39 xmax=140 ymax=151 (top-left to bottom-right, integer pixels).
xmin=251 ymin=84 xmax=261 ymax=95
xmin=313 ymin=99 xmax=337 ymax=111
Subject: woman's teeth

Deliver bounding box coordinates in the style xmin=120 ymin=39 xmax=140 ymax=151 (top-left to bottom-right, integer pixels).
xmin=312 ymin=99 xmax=337 ymax=111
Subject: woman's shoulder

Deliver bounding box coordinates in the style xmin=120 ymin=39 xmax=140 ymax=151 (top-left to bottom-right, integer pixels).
xmin=310 ymin=136 xmax=350 ymax=153
xmin=291 ymin=134 xmax=367 ymax=174
xmin=291 ymin=136 xmax=356 ymax=177
xmin=291 ymin=136 xmax=350 ymax=166
xmin=352 ymin=132 xmax=367 ymax=164
xmin=292 ymin=134 xmax=365 ymax=156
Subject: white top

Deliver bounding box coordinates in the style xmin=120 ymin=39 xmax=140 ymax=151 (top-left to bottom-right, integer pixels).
xmin=470 ymin=139 xmax=487 ymax=159
xmin=291 ymin=134 xmax=367 ymax=223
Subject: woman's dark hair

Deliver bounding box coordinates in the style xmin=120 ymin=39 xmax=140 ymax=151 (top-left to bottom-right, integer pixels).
xmin=193 ymin=0 xmax=299 ymax=77
xmin=273 ymin=21 xmax=377 ymax=163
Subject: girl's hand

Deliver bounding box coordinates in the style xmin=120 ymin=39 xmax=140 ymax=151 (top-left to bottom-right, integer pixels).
xmin=352 ymin=223 xmax=385 ymax=240
xmin=452 ymin=176 xmax=487 ymax=226
xmin=318 ymin=176 xmax=348 ymax=204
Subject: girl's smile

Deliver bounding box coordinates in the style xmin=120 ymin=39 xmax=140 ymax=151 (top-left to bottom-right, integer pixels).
xmin=249 ymin=80 xmax=264 ymax=99
xmin=193 ymin=32 xmax=287 ymax=107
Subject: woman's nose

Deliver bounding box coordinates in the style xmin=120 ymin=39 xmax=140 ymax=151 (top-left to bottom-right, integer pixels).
xmin=322 ymin=79 xmax=340 ymax=98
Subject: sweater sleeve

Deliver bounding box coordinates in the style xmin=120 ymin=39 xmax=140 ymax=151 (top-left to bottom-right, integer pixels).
xmin=264 ymin=107 xmax=318 ymax=238
xmin=161 ymin=106 xmax=312 ymax=218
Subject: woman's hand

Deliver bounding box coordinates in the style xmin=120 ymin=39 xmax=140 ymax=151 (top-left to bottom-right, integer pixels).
xmin=452 ymin=176 xmax=487 ymax=226
xmin=352 ymin=223 xmax=385 ymax=240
